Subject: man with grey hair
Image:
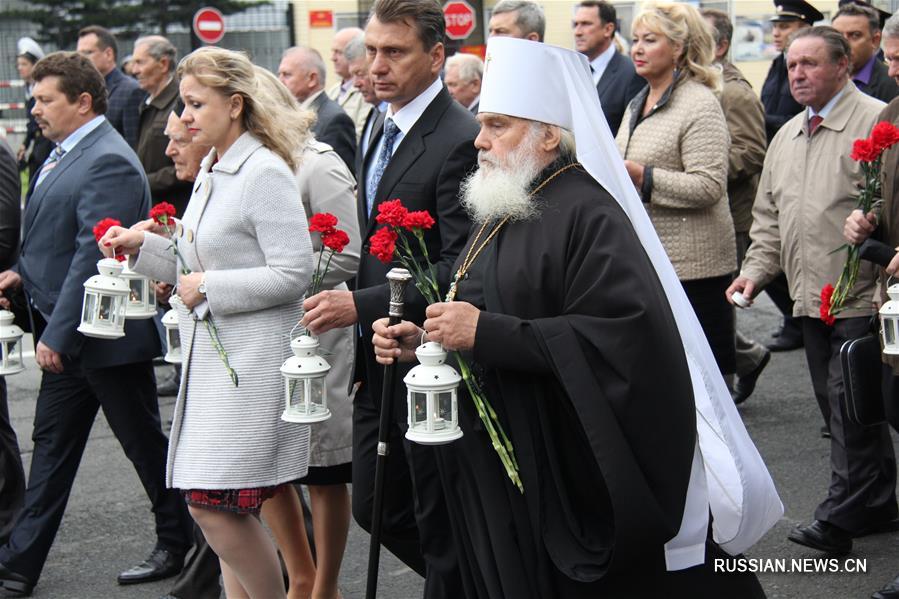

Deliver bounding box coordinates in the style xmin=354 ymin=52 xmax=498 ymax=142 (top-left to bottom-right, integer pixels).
xmin=327 ymin=27 xmax=370 ymax=141
xmin=133 ymin=35 xmax=191 ymax=215
xmin=729 ymin=25 xmax=899 ymax=557
xmin=846 ymin=11 xmax=899 ymax=599
xmin=342 ymin=31 xmax=372 ymax=141
xmin=832 ymin=2 xmax=899 ymax=102
xmin=279 ymin=46 xmax=357 ymax=175
xmin=488 ymin=0 xmax=545 ymax=41
xmin=445 ymin=53 xmax=483 ymax=113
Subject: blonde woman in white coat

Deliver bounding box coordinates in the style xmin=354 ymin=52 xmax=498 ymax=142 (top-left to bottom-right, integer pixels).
xmin=101 ymin=47 xmax=314 ymax=599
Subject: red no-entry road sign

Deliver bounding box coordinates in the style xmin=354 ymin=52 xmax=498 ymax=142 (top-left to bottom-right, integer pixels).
xmin=444 ymin=1 xmax=476 ymax=40
xmin=193 ymin=7 xmax=225 ymax=45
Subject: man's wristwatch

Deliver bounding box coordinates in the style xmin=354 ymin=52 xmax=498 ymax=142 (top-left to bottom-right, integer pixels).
xmin=198 ymin=274 xmax=207 ymax=296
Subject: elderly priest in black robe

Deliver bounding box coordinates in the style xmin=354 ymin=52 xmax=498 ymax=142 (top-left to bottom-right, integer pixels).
xmin=371 ymin=37 xmax=783 ymax=598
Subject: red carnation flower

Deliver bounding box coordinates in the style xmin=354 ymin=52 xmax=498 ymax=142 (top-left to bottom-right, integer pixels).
xmin=820 ymin=284 xmax=836 ymax=326
xmin=93 ymin=218 xmax=122 ymax=242
xmin=149 ymin=202 xmax=177 ymax=226
xmin=403 ymin=210 xmax=435 ymax=231
xmin=309 ymin=212 xmax=339 ymax=234
xmin=870 ymin=121 xmax=899 ymax=154
xmin=322 ymin=229 xmax=350 ymax=253
xmin=369 ymin=227 xmax=398 ymax=265
xmin=850 ymin=138 xmax=880 ymax=163
xmin=375 ymin=199 xmax=409 ymax=228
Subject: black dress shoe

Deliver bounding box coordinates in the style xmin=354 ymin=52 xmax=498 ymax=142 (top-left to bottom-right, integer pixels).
xmin=0 ymin=563 xmax=34 ymax=597
xmin=767 ymin=330 xmax=803 ymax=352
xmin=873 ymin=573 xmax=899 ymax=598
xmin=788 ymin=520 xmax=852 ymax=554
xmin=733 ymin=350 xmax=772 ymax=405
xmin=118 ymin=547 xmax=185 ymax=585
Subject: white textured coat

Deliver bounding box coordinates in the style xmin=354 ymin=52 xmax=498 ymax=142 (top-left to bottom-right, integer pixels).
xmin=134 ymin=132 xmax=314 ymax=489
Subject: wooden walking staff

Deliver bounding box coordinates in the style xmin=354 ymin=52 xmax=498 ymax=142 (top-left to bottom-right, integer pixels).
xmin=366 ymin=267 xmax=412 ymax=599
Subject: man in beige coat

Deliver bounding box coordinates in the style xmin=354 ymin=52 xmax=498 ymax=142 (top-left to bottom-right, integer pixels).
xmin=327 ymin=28 xmax=369 ymax=141
xmin=704 ymin=8 xmax=771 ymax=404
xmin=728 ymin=26 xmax=898 ymax=555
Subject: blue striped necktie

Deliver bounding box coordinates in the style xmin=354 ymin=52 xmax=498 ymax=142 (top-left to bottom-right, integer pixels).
xmin=367 ymin=118 xmax=400 ymax=215
xmin=35 ymin=145 xmax=66 ymax=188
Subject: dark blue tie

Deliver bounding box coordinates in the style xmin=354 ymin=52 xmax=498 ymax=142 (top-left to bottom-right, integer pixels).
xmin=367 ymin=118 xmax=400 ymax=215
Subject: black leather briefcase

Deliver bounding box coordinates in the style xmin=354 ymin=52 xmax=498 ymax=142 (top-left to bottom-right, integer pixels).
xmin=840 ymin=333 xmax=886 ymax=427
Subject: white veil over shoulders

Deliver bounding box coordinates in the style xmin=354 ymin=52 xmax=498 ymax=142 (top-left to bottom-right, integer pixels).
xmin=478 ymin=36 xmax=783 ymax=570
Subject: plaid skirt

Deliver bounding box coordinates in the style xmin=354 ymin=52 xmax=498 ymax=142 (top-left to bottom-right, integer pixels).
xmin=182 ymin=484 xmax=286 ymax=515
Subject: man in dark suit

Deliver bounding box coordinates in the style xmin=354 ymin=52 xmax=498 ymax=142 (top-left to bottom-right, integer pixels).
xmin=0 ymin=137 xmax=24 ymax=550
xmin=133 ymin=36 xmax=191 ymax=217
xmin=0 ymin=52 xmax=192 ymax=597
xmin=833 ymin=2 xmax=899 ymax=103
xmin=302 ymin=1 xmax=478 ymax=595
xmin=279 ymin=46 xmax=357 ymax=177
xmin=573 ymin=1 xmax=644 ymax=136
xmin=77 ymin=25 xmax=145 ymax=149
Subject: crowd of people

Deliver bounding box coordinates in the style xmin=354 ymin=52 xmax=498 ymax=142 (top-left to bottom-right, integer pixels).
xmin=3 ymin=0 xmax=899 ymax=597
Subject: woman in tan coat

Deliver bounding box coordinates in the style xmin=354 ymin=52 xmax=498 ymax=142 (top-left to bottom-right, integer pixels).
xmin=616 ymin=1 xmax=737 ymax=377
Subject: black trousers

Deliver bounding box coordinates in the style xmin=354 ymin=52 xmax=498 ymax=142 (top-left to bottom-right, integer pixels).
xmin=0 ymin=378 xmax=24 ymax=545
xmin=802 ymin=317 xmax=898 ymax=531
xmin=0 ymin=358 xmax=192 ymax=581
xmin=351 ymin=386 xmax=462 ymax=598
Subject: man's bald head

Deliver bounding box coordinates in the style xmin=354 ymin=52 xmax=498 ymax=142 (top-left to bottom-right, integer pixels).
xmin=164 ymin=111 xmax=211 ymax=182
xmin=332 ymin=27 xmax=365 ymax=80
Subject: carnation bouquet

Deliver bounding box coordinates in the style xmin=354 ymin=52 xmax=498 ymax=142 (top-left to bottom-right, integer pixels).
xmin=307 ymin=212 xmax=351 ymax=297
xmin=824 ymin=121 xmax=899 ymax=322
xmin=369 ymin=200 xmax=523 ymax=493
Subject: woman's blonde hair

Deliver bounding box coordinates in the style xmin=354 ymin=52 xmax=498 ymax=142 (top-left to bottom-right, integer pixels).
xmin=252 ymin=65 xmax=316 ymax=166
xmin=632 ymin=2 xmax=721 ymax=92
xmin=177 ymin=47 xmax=311 ymax=170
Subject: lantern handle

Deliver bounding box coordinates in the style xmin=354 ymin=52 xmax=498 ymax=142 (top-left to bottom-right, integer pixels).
xmin=289 ymin=319 xmax=305 ymax=341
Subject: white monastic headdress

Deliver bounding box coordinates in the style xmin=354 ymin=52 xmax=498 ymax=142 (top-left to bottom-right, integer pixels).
xmin=480 ymin=36 xmax=783 ymax=570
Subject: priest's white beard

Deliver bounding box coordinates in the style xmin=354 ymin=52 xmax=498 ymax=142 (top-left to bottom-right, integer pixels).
xmin=460 ymin=128 xmax=546 ymax=224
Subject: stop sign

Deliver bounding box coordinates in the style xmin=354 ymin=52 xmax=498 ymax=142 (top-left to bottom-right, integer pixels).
xmin=193 ymin=7 xmax=225 ymax=45
xmin=444 ymin=1 xmax=476 ymax=41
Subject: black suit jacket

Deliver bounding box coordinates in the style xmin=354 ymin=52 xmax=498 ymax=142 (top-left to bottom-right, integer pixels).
xmin=311 ymin=92 xmax=357 ymax=178
xmin=104 ymin=68 xmax=146 ymax=149
xmin=354 ymin=86 xmax=478 ymax=391
xmin=858 ymin=59 xmax=899 ymax=104
xmin=596 ymin=52 xmax=645 ymax=136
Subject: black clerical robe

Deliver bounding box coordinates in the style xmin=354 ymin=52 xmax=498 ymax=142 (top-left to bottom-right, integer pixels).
xmin=434 ymin=164 xmax=765 ymax=598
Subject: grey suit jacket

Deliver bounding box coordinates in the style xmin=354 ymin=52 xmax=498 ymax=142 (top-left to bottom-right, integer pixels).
xmin=596 ymin=51 xmax=646 ymax=136
xmin=311 ymin=92 xmax=357 ymax=178
xmin=18 ymin=119 xmax=160 ymax=367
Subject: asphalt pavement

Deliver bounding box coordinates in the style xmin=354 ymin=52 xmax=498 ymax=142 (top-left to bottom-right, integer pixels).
xmin=5 ymin=294 xmax=899 ymax=599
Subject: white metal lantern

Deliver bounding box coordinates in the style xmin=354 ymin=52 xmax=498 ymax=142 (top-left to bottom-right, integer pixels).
xmin=0 ymin=310 xmax=25 ymax=376
xmin=404 ymin=342 xmax=463 ymax=445
xmin=77 ymin=258 xmax=129 ymax=339
xmin=281 ymin=335 xmax=331 ymax=423
xmin=881 ymin=284 xmax=899 ymax=355
xmin=120 ymin=262 xmax=157 ymax=319
xmin=162 ymin=301 xmax=181 ymax=364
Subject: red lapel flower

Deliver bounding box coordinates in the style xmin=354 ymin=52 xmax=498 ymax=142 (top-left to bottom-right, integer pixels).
xmin=369 ymin=227 xmax=398 ymax=265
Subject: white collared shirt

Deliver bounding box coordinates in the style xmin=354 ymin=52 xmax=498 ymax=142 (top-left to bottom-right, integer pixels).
xmin=365 ymin=77 xmax=444 ymax=200
xmin=590 ymin=44 xmax=617 ymax=86
xmin=59 ymin=115 xmax=106 ymax=155
xmin=468 ymin=95 xmax=480 ymax=111
xmin=808 ymin=86 xmax=846 ymax=121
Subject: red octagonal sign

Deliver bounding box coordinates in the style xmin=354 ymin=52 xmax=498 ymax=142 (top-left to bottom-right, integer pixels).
xmin=193 ymin=7 xmax=225 ymax=45
xmin=444 ymin=1 xmax=476 ymax=41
